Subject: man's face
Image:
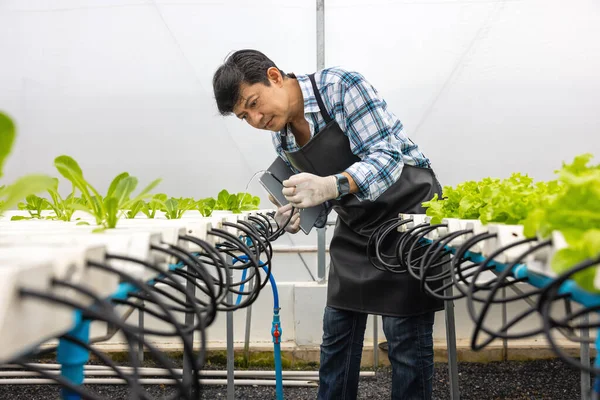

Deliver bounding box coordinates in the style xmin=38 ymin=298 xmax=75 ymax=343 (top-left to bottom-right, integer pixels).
xmin=233 ymin=69 xmax=290 ymax=132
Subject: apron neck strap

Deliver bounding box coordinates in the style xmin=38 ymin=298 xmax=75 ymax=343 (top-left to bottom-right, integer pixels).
xmin=308 ymin=73 xmax=333 ymax=124
xmin=280 ymin=73 xmax=333 ymax=151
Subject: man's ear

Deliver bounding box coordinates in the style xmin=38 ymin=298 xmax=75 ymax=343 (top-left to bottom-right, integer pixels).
xmin=266 ymin=67 xmax=284 ymax=87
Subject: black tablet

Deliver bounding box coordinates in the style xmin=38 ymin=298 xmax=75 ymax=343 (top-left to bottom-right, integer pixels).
xmin=258 ymin=157 xmax=325 ymax=235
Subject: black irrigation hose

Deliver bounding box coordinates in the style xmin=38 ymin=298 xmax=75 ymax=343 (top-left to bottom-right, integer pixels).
xmin=371 ymin=218 xmax=600 ymax=375
xmin=367 ymin=217 xmax=413 ymax=273
xmin=247 ymin=215 xmax=271 ymax=237
xmin=551 ymin=304 xmax=600 ymax=330
xmin=405 ymin=224 xmax=449 ymax=281
xmin=179 ymin=235 xmax=228 ymax=305
xmin=396 ymin=223 xmax=431 ymax=261
xmin=237 ymin=219 xmax=275 ymax=270
xmin=451 ymin=232 xmax=498 ymax=297
xmin=92 ymin=261 xmax=202 ymax=337
xmin=419 ymin=230 xmax=474 ymax=299
xmin=15 ymin=280 xmax=144 ymax=400
xmin=105 ymin=254 xmax=206 ymax=330
xmin=169 ymin=242 xmax=218 ymax=299
xmin=49 ymin=279 xmax=146 ymax=399
xmin=256 ymin=205 xmax=294 ymax=242
xmin=538 ymin=256 xmax=600 ymax=375
xmin=18 ymin=285 xmax=191 ymax=400
xmin=395 ymin=223 xmax=435 ymax=276
xmin=418 ymin=230 xmax=468 ymax=284
xmin=63 ymin=264 xmax=200 ymax=388
xmin=150 ymin=245 xmax=219 ymax=325
xmin=61 ymin=333 xmax=141 ymax=388
xmin=223 ymin=221 xmax=273 ymax=286
xmin=468 ymin=240 xmax=552 ymax=351
xmin=208 ymin=228 xmax=264 ymax=294
xmin=87 ymin=260 xmax=205 ymax=383
xmin=467 ymin=238 xmax=544 ymax=303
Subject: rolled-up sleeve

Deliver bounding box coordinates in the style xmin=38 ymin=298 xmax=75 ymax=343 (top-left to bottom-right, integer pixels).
xmin=335 ymin=72 xmax=405 ymax=202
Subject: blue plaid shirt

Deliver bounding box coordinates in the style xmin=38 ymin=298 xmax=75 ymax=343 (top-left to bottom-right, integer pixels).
xmin=271 ymin=67 xmax=431 ymax=202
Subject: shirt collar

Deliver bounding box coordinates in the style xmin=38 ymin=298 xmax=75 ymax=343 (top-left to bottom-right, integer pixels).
xmin=296 ymin=74 xmax=321 ymax=114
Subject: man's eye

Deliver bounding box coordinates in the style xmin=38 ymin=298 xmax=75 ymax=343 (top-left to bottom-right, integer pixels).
xmin=250 ymin=100 xmax=257 ymax=108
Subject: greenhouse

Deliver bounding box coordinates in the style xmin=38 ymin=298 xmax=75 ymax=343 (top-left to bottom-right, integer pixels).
xmin=0 ymin=1 xmax=599 ymax=399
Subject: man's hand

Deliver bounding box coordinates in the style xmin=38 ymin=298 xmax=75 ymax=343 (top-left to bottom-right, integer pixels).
xmin=274 ymin=203 xmax=301 ymax=234
xmin=282 ymin=172 xmax=338 ymax=208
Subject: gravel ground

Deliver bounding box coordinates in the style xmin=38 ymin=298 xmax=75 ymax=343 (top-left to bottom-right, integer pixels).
xmin=0 ymin=359 xmax=589 ymax=399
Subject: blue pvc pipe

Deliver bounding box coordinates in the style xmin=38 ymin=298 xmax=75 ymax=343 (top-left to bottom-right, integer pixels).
xmin=232 ymin=255 xmax=284 ymax=400
xmin=57 ymin=315 xmax=91 ymax=400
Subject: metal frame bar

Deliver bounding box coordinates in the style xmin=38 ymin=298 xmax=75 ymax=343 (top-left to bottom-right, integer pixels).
xmin=317 ymin=0 xmax=325 ymax=70
xmin=226 ymin=254 xmax=235 ymax=400
xmin=182 ymin=266 xmax=197 ymax=399
xmin=444 ymin=278 xmax=460 ymax=400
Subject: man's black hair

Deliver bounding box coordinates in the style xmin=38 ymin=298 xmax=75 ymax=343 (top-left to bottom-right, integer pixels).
xmin=212 ymin=49 xmax=286 ymax=116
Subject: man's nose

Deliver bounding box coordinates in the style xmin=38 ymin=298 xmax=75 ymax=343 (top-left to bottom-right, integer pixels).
xmin=247 ymin=111 xmax=263 ymax=128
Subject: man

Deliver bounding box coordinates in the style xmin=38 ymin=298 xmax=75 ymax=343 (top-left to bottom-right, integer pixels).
xmin=212 ymin=49 xmax=444 ymax=400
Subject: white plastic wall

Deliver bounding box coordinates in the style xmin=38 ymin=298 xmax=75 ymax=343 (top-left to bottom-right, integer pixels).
xmin=326 ymin=0 xmax=600 ymax=186
xmin=4 ymin=0 xmax=599 ymax=197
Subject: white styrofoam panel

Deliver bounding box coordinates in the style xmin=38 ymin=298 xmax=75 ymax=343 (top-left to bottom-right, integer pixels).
xmin=0 ymin=231 xmax=164 ymax=282
xmin=0 ymin=258 xmax=74 ymax=363
xmin=482 ymin=224 xmax=538 ymax=265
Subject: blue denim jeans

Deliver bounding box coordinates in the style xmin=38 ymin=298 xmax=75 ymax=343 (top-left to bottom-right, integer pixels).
xmin=317 ymin=306 xmax=435 ymax=400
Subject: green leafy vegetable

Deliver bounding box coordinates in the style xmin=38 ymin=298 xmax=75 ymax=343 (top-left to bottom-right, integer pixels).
xmin=215 ymin=189 xmax=231 ymax=211
xmin=163 ymin=197 xmax=198 ymax=219
xmin=0 ymin=174 xmax=55 ymax=214
xmin=45 ymin=178 xmax=77 ymax=222
xmin=522 ymin=154 xmax=600 ymax=291
xmin=141 ymin=193 xmax=167 ymax=219
xmin=212 ymin=189 xmax=260 ymax=214
xmin=53 ymin=155 xmax=161 ymax=228
xmin=125 ymin=200 xmax=145 ymax=219
xmin=197 ymin=197 xmax=216 ymax=217
xmin=0 ymin=112 xmax=15 ymax=180
xmin=17 ymin=194 xmax=52 ymax=219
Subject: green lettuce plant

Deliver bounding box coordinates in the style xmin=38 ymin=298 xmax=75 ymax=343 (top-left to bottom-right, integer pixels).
xmin=522 ymin=154 xmax=600 ymax=291
xmin=54 ymin=155 xmax=161 ymax=230
xmin=213 ymin=189 xmax=260 ymax=214
xmin=0 ymin=112 xmax=55 ymax=215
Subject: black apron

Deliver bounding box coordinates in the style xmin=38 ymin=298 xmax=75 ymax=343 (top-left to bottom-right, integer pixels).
xmin=281 ymin=74 xmax=444 ymax=317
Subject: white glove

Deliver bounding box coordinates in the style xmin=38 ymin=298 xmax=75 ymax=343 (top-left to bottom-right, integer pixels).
xmin=282 ymin=173 xmax=338 ymax=209
xmin=274 ymin=203 xmax=301 ymax=234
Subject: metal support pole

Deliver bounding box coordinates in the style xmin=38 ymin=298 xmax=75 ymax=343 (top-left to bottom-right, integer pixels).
xmin=581 ymin=314 xmax=591 ymax=400
xmin=182 ymin=267 xmax=197 ymax=399
xmin=138 ymin=299 xmax=144 ymax=364
xmin=317 ymin=227 xmax=327 ymax=282
xmin=316 ymin=0 xmax=325 ymax=70
xmin=373 ymin=316 xmax=379 ymax=368
xmin=243 ymin=279 xmax=255 ymax=367
xmin=444 ymin=276 xmax=460 ymax=400
xmin=502 ymin=287 xmax=508 ymax=362
xmin=226 ymin=255 xmax=235 ymax=400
